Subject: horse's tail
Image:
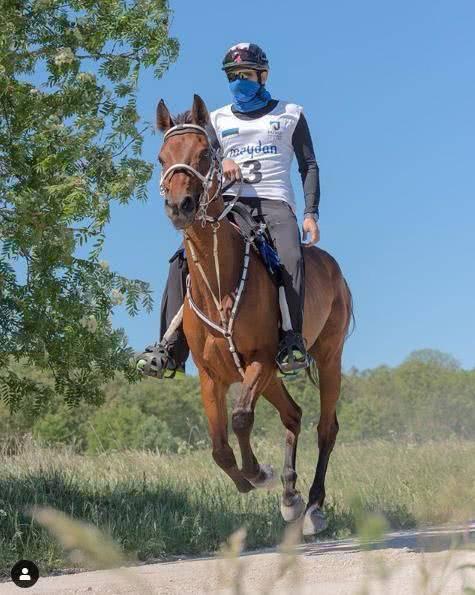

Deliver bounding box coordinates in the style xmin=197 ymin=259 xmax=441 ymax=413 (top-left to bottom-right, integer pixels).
xmin=343 ymin=277 xmax=355 ymax=340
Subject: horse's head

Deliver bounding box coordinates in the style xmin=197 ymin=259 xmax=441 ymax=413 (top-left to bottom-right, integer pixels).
xmin=157 ymin=94 xmax=219 ymax=229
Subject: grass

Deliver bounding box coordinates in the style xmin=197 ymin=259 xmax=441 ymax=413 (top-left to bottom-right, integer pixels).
xmin=0 ymin=436 xmax=474 ymax=577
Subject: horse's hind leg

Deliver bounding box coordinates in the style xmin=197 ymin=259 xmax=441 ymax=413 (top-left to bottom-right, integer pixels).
xmin=263 ymin=378 xmax=305 ymax=522
xmin=232 ymin=360 xmax=276 ymax=488
xmin=303 ymin=331 xmax=344 ymax=536
xmin=199 ymin=368 xmax=254 ymax=493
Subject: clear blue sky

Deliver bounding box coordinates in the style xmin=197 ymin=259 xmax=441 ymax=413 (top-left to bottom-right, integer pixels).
xmin=102 ymin=0 xmax=475 ymax=372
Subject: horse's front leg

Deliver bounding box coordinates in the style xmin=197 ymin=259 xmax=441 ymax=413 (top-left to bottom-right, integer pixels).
xmin=199 ymin=368 xmax=254 ymax=493
xmin=232 ymin=360 xmax=276 ymax=488
xmin=263 ymin=378 xmax=305 ymax=522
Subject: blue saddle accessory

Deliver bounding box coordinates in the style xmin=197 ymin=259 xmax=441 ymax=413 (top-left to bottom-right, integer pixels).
xmin=255 ymin=232 xmax=281 ymax=275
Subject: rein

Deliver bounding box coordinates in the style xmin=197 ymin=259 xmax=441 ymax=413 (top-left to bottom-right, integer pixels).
xmin=159 ymin=123 xmax=249 ymax=378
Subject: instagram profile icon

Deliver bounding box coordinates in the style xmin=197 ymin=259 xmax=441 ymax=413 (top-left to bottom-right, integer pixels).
xmin=10 ymin=560 xmax=39 ymax=588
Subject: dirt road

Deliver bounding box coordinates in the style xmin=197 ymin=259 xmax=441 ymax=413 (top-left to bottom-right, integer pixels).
xmin=2 ymin=523 xmax=474 ymax=594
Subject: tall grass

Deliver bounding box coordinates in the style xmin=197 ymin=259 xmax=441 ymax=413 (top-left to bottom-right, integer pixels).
xmin=0 ymin=437 xmax=473 ymax=576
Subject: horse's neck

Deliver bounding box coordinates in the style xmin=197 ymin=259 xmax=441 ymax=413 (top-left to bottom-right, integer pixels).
xmin=184 ymin=216 xmax=243 ymax=305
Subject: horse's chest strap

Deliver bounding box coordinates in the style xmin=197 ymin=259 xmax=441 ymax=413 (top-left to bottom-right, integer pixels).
xmin=184 ymin=225 xmax=251 ymax=379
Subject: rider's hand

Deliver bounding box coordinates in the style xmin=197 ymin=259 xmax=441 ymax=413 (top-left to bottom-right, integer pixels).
xmin=222 ymin=159 xmax=242 ymax=183
xmin=302 ymin=216 xmax=320 ymax=247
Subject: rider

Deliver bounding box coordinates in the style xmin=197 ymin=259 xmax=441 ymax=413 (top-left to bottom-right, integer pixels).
xmin=139 ymin=42 xmax=321 ymax=377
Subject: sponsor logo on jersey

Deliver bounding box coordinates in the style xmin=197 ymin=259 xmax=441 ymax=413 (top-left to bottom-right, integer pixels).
xmin=268 ymin=120 xmax=282 ymax=140
xmin=222 ymin=127 xmax=239 ymax=138
xmin=228 ymin=140 xmax=278 ymax=160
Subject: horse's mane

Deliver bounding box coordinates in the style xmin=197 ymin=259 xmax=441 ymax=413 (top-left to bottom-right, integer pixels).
xmin=174 ymin=111 xmax=193 ymax=124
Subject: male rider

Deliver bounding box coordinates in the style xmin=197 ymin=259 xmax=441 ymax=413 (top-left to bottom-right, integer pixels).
xmin=139 ymin=42 xmax=320 ymax=377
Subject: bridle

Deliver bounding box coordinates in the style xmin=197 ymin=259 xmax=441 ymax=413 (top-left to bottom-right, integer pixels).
xmin=158 ymin=122 xmax=248 ymax=379
xmin=159 ymin=123 xmax=241 ymax=225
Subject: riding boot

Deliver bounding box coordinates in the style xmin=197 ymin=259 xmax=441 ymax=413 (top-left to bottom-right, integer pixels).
xmin=275 ymin=329 xmax=310 ymax=375
xmin=136 ymin=341 xmax=185 ymax=379
xmin=136 ymin=246 xmax=189 ymax=379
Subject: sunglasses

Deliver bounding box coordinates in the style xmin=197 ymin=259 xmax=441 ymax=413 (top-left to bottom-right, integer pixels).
xmin=226 ymin=71 xmax=255 ymax=82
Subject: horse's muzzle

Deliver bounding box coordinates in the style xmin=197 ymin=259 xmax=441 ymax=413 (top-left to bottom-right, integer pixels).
xmin=165 ymin=194 xmax=198 ymax=229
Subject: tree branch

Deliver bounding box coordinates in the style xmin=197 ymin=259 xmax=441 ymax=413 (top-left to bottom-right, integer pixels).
xmin=112 ymin=126 xmax=148 ymax=158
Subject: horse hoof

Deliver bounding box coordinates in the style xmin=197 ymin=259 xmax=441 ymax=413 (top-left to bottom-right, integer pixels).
xmin=249 ymin=464 xmax=277 ymax=489
xmin=235 ymin=478 xmax=255 ymax=493
xmin=281 ymin=493 xmax=306 ymax=522
xmin=302 ymin=504 xmax=328 ymax=536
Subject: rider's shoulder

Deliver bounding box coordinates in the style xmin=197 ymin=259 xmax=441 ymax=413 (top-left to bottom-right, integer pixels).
xmin=277 ymin=100 xmax=304 ymax=117
xmin=210 ymin=104 xmax=233 ymax=120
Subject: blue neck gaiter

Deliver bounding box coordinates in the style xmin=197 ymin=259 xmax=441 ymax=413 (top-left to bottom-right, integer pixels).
xmin=229 ymin=79 xmax=272 ymax=112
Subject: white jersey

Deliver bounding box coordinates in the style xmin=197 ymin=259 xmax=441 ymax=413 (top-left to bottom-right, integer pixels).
xmin=209 ymin=100 xmax=303 ymax=211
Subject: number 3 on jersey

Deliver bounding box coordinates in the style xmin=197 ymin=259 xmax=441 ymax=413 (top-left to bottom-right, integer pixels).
xmin=241 ymin=160 xmax=262 ymax=184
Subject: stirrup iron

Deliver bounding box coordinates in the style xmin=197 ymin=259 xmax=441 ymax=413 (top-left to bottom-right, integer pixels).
xmin=276 ymin=333 xmax=310 ymax=376
xmin=136 ymin=342 xmax=178 ymax=379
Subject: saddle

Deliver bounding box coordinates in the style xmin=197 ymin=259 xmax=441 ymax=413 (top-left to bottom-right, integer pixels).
xmin=227 ymin=203 xmax=281 ymax=279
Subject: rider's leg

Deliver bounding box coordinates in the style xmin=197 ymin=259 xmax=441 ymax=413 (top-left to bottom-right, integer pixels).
xmin=137 ymin=247 xmax=189 ymax=378
xmin=159 ymin=247 xmax=189 ymax=370
xmin=237 ymin=198 xmax=308 ymax=373
xmin=265 ymin=203 xmax=304 ymax=330
xmin=259 ymin=200 xmax=308 ymax=372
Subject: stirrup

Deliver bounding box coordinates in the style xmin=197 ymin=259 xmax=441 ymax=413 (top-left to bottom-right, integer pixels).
xmin=276 ymin=332 xmax=310 ymax=376
xmin=135 ymin=342 xmax=181 ymax=379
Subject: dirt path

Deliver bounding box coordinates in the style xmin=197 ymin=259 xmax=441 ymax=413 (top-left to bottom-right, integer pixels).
xmin=2 ymin=523 xmax=474 ymax=594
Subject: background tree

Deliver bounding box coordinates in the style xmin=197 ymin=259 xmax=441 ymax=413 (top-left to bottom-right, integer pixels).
xmin=0 ymin=0 xmax=178 ymax=405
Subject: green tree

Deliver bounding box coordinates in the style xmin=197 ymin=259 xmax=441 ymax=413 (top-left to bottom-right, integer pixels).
xmin=32 ymin=399 xmax=90 ymax=448
xmin=86 ymin=403 xmax=178 ymax=453
xmin=0 ymin=0 xmax=179 ymax=406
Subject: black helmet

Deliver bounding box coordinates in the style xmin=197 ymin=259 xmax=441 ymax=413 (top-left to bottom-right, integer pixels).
xmin=222 ymin=43 xmax=269 ymax=72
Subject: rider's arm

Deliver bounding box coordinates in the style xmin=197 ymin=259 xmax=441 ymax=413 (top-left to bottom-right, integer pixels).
xmin=292 ymin=113 xmax=320 ymax=220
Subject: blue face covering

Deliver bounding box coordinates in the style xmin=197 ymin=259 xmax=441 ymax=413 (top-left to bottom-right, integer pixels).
xmin=229 ymin=78 xmax=272 ymax=112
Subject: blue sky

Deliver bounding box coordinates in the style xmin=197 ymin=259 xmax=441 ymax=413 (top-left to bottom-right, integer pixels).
xmin=102 ymin=0 xmax=475 ymax=372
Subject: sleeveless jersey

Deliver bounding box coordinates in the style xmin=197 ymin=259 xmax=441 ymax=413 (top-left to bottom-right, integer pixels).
xmin=209 ymin=100 xmax=303 ymax=211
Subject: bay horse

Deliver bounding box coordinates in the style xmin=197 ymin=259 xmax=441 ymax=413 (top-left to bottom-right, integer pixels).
xmin=156 ymin=94 xmax=353 ymax=536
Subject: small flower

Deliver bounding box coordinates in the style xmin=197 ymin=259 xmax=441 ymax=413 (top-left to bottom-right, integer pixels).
xmin=86 ymin=316 xmax=98 ymax=333
xmin=110 ymin=289 xmax=124 ymax=306
xmin=99 ymin=260 xmax=109 ymax=271
xmin=30 ymin=87 xmax=40 ymax=95
xmin=77 ymin=72 xmax=95 ymax=84
xmin=80 ymin=314 xmax=98 ymax=333
xmin=54 ymin=47 xmax=76 ymax=67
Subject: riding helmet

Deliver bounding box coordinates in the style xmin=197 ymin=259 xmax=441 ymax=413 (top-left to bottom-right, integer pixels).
xmin=222 ymin=43 xmax=269 ymax=71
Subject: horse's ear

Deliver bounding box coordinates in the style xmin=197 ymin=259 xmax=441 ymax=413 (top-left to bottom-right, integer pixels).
xmin=156 ymin=99 xmax=175 ymax=132
xmin=191 ymin=94 xmax=209 ymax=127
